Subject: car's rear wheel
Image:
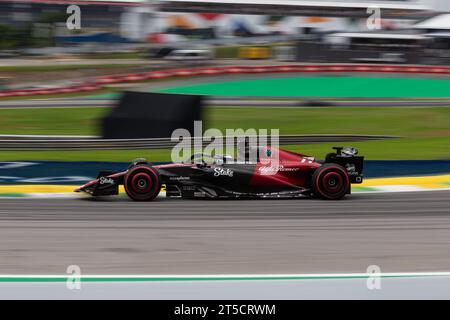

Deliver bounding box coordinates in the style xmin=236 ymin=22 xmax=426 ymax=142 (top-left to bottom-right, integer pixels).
xmin=312 ymin=164 xmax=349 ymax=200
xmin=124 ymin=165 xmax=160 ymax=201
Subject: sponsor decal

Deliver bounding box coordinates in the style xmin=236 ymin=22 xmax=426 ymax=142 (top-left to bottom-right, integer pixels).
xmin=346 ymin=163 xmax=360 ymax=176
xmin=214 ymin=168 xmax=234 ymax=177
xmin=169 ymin=176 xmax=190 ymax=181
xmin=258 ymin=165 xmax=299 ymax=174
xmin=99 ymin=177 xmax=114 ymax=185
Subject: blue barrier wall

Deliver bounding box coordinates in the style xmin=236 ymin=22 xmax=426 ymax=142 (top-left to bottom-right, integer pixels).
xmin=0 ymin=160 xmax=448 ymax=185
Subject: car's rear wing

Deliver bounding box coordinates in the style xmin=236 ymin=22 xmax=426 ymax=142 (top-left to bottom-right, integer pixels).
xmin=325 ymin=147 xmax=364 ymax=184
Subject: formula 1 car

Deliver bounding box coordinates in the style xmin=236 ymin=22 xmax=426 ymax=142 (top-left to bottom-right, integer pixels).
xmin=75 ymin=146 xmax=364 ymax=201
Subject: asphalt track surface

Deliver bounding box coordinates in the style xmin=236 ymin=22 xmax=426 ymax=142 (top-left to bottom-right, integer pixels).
xmin=0 ymin=190 xmax=449 ymax=275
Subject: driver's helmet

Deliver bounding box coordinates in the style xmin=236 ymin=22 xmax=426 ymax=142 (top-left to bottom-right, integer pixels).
xmin=341 ymin=147 xmax=358 ymax=157
xmin=214 ymin=155 xmax=232 ymax=166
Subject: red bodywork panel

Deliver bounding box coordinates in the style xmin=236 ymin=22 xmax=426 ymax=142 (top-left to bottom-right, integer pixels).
xmin=76 ymin=148 xmax=322 ymax=194
xmin=75 ymin=146 xmax=362 ymax=200
xmin=250 ymin=148 xmax=321 ymax=188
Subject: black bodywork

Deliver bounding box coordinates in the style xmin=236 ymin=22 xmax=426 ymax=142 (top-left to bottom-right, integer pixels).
xmin=76 ymin=146 xmax=364 ymax=200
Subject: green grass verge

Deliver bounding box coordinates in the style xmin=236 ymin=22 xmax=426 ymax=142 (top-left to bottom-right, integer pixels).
xmin=0 ymin=137 xmax=448 ymax=162
xmin=208 ymin=107 xmax=450 ymax=136
xmin=0 ymin=107 xmax=107 ymax=136
xmin=0 ymin=106 xmax=448 ymax=161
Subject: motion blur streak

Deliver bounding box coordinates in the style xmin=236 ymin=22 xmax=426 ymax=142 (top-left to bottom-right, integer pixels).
xmin=0 ymin=191 xmax=448 ymax=274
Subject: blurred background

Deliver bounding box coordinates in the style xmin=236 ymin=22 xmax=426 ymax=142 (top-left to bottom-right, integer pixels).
xmin=1 ymin=0 xmax=450 ymax=62
xmin=0 ymin=0 xmax=449 ymax=185
xmin=0 ymin=0 xmax=450 ymax=284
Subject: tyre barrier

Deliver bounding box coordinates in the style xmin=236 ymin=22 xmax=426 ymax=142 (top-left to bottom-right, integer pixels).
xmin=1 ymin=64 xmax=450 ymax=98
xmin=0 ymin=135 xmax=397 ymax=151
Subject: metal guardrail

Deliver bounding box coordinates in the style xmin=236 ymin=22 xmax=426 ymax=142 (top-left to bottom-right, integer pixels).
xmin=2 ymin=98 xmax=450 ymax=109
xmin=0 ymin=98 xmax=304 ymax=109
xmin=0 ymin=134 xmax=100 ymax=140
xmin=0 ymin=135 xmax=398 ymax=151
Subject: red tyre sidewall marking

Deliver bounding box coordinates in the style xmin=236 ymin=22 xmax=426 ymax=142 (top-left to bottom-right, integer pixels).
xmin=315 ymin=165 xmax=349 ymax=198
xmin=126 ymin=166 xmax=160 ymax=198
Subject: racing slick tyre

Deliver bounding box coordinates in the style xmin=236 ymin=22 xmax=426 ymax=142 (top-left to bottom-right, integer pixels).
xmin=124 ymin=165 xmax=160 ymax=201
xmin=312 ymin=163 xmax=350 ymax=200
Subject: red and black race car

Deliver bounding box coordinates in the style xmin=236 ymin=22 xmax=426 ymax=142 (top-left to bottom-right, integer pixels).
xmin=75 ymin=146 xmax=364 ymax=201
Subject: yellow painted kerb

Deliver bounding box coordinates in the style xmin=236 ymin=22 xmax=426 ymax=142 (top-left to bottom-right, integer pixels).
xmin=360 ymin=174 xmax=450 ymax=189
xmin=0 ymin=185 xmax=126 ymax=194
xmin=0 ymin=175 xmax=448 ymax=194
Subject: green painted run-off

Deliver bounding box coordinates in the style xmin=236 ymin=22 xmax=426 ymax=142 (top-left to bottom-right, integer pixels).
xmin=155 ymin=76 xmax=450 ymax=98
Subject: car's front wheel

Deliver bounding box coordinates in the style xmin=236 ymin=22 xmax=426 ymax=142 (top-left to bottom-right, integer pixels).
xmin=312 ymin=164 xmax=349 ymax=200
xmin=124 ymin=165 xmax=160 ymax=201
